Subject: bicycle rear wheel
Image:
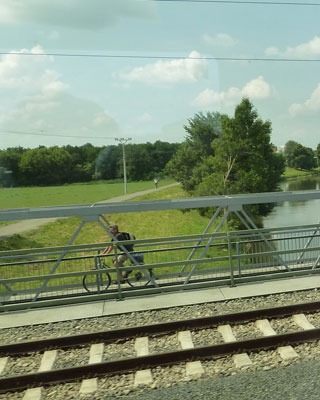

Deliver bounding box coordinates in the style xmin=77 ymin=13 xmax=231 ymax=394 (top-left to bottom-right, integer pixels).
xmin=83 ymin=270 xmax=111 ymax=293
xmin=126 ymin=268 xmax=153 ymax=288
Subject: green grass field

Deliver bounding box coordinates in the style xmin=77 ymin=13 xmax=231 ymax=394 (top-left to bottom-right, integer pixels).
xmin=282 ymin=167 xmax=320 ymax=180
xmin=0 ymin=178 xmax=174 ymax=228
xmin=0 ymin=179 xmax=174 ymax=209
xmin=0 ymin=184 xmax=211 ymax=251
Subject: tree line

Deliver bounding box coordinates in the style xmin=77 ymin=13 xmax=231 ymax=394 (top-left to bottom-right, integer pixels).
xmin=283 ymin=140 xmax=320 ymax=170
xmin=0 ymin=141 xmax=180 ymax=187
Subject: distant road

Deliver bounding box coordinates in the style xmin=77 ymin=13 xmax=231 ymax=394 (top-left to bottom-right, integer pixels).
xmin=0 ymin=183 xmax=179 ymax=240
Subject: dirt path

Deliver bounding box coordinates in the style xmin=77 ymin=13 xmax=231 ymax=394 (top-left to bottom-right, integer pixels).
xmin=0 ymin=183 xmax=179 ymax=240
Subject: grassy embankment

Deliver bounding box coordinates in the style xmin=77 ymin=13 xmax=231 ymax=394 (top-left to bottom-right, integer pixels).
xmin=0 ymin=179 xmax=174 ymax=228
xmin=0 ymin=184 xmax=210 ymax=251
xmin=282 ymin=167 xmax=320 ymax=180
xmin=0 ymin=184 xmax=222 ymax=287
xmin=0 ymin=179 xmax=174 ymax=210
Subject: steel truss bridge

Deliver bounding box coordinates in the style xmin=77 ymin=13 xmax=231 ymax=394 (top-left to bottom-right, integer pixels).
xmin=1 ymin=190 xmax=320 ymax=312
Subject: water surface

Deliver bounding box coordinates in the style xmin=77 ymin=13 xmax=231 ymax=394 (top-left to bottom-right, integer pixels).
xmin=263 ymin=176 xmax=320 ymax=229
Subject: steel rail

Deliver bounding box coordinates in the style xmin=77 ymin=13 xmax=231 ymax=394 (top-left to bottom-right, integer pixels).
xmin=1 ymin=328 xmax=320 ymax=393
xmin=2 ymin=300 xmax=320 ymax=356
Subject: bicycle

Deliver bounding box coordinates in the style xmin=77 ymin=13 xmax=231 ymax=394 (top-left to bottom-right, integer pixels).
xmin=82 ymin=253 xmax=153 ymax=293
xmin=124 ymin=253 xmax=154 ymax=288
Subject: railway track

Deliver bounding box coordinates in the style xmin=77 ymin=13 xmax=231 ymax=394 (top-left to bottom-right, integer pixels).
xmin=2 ymin=300 xmax=320 ymax=397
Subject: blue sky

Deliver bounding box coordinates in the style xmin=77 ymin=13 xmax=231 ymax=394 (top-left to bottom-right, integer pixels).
xmin=0 ymin=0 xmax=319 ymax=150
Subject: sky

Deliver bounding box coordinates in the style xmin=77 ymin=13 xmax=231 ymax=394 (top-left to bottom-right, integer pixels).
xmin=0 ymin=0 xmax=320 ymax=150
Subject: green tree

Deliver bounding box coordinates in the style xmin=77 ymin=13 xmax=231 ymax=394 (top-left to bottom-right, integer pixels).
xmin=95 ymin=145 xmax=121 ymax=180
xmin=284 ymin=140 xmax=300 ymax=167
xmin=126 ymin=144 xmax=153 ymax=181
xmin=167 ymin=98 xmax=285 ymax=224
xmin=165 ymin=112 xmax=223 ymax=192
xmin=150 ymin=141 xmax=180 ymax=176
xmin=19 ymin=146 xmax=73 ymax=186
xmin=0 ymin=146 xmax=26 ymax=185
xmin=291 ymin=144 xmax=317 ymax=170
xmin=316 ymin=143 xmax=320 ymax=167
xmin=63 ymin=143 xmax=103 ymax=182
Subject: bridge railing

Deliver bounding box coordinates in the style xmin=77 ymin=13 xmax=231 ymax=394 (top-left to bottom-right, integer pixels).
xmin=1 ymin=223 xmax=320 ymax=312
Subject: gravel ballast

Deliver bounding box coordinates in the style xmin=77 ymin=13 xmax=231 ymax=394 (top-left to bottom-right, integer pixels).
xmin=2 ymin=288 xmax=320 ymax=399
xmin=1 ymin=289 xmax=320 ymax=345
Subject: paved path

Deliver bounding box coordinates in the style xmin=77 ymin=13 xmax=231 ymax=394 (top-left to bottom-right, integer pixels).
xmin=0 ymin=183 xmax=179 ymax=240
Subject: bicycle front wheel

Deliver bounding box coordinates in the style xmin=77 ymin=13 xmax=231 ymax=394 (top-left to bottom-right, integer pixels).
xmin=83 ymin=271 xmax=111 ymax=293
xmin=126 ymin=268 xmax=153 ymax=288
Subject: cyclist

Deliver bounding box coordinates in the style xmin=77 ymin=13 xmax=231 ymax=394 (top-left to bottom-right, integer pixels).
xmin=154 ymin=178 xmax=158 ymax=188
xmin=102 ymin=224 xmax=134 ymax=282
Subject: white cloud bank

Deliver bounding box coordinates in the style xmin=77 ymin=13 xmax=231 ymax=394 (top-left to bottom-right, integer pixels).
xmin=193 ymin=76 xmax=271 ymax=108
xmin=0 ymin=0 xmax=157 ymax=30
xmin=119 ymin=51 xmax=208 ymax=85
xmin=0 ymin=46 xmax=119 ymax=148
xmin=289 ymin=83 xmax=320 ymax=116
xmin=203 ymin=33 xmax=238 ymax=47
xmin=0 ymin=46 xmax=64 ymax=93
xmin=265 ymin=36 xmax=320 ymax=58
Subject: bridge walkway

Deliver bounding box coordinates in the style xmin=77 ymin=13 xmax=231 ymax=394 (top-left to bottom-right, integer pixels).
xmin=1 ymin=273 xmax=320 ymax=329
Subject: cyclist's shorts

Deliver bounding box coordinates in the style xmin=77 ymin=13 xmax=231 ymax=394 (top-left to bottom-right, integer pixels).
xmin=133 ymin=253 xmax=144 ymax=264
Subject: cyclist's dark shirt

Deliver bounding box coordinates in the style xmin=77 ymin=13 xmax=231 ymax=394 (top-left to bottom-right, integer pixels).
xmin=113 ymin=232 xmax=134 ymax=252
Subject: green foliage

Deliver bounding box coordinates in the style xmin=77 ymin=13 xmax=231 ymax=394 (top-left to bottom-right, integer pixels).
xmin=0 ymin=146 xmax=25 ymax=186
xmin=0 ymin=141 xmax=179 ymax=187
xmin=19 ymin=146 xmax=73 ymax=186
xmin=125 ymin=141 xmax=180 ymax=181
xmin=284 ymin=140 xmax=317 ymax=171
xmin=291 ymin=144 xmax=317 ymax=170
xmin=167 ymin=98 xmax=285 ymax=225
xmin=284 ymin=140 xmax=300 ymax=168
xmin=63 ymin=143 xmax=103 ymax=182
xmin=165 ymin=112 xmax=222 ymax=192
xmin=94 ymin=145 xmax=120 ymax=180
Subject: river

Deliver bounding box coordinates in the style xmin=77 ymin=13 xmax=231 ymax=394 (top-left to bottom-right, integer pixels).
xmin=263 ymin=176 xmax=320 ymax=229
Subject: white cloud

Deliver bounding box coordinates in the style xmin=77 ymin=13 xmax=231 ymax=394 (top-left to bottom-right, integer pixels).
xmin=242 ymin=76 xmax=271 ymax=99
xmin=48 ymin=30 xmax=60 ymax=40
xmin=265 ymin=36 xmax=320 ymax=58
xmin=2 ymin=91 xmax=119 ymax=146
xmin=0 ymin=46 xmax=119 ymax=148
xmin=265 ymin=46 xmax=280 ymax=57
xmin=203 ymin=33 xmax=238 ymax=47
xmin=0 ymin=0 xmax=157 ymax=30
xmin=119 ymin=51 xmax=208 ymax=85
xmin=193 ymin=76 xmax=271 ymax=107
xmin=289 ymin=83 xmax=320 ymax=116
xmin=0 ymin=46 xmax=64 ymax=94
xmin=137 ymin=113 xmax=153 ymax=123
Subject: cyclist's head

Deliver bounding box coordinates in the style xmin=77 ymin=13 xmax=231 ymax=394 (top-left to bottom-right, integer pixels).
xmin=109 ymin=224 xmax=119 ymax=234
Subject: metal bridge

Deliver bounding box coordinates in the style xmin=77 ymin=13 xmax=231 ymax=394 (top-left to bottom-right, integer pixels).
xmin=1 ymin=190 xmax=320 ymax=312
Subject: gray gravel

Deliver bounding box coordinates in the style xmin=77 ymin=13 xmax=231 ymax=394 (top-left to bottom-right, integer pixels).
xmin=113 ymin=359 xmax=320 ymax=400
xmin=1 ymin=289 xmax=320 ymax=345
xmin=2 ymin=288 xmax=320 ymax=399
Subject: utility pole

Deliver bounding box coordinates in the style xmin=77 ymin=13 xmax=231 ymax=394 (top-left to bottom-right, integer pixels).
xmin=115 ymin=137 xmax=131 ymax=194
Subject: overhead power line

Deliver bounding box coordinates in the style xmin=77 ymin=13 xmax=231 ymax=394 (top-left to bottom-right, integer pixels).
xmin=0 ymin=130 xmax=116 ymax=140
xmin=1 ymin=52 xmax=320 ymax=63
xmin=154 ymin=0 xmax=320 ymax=5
